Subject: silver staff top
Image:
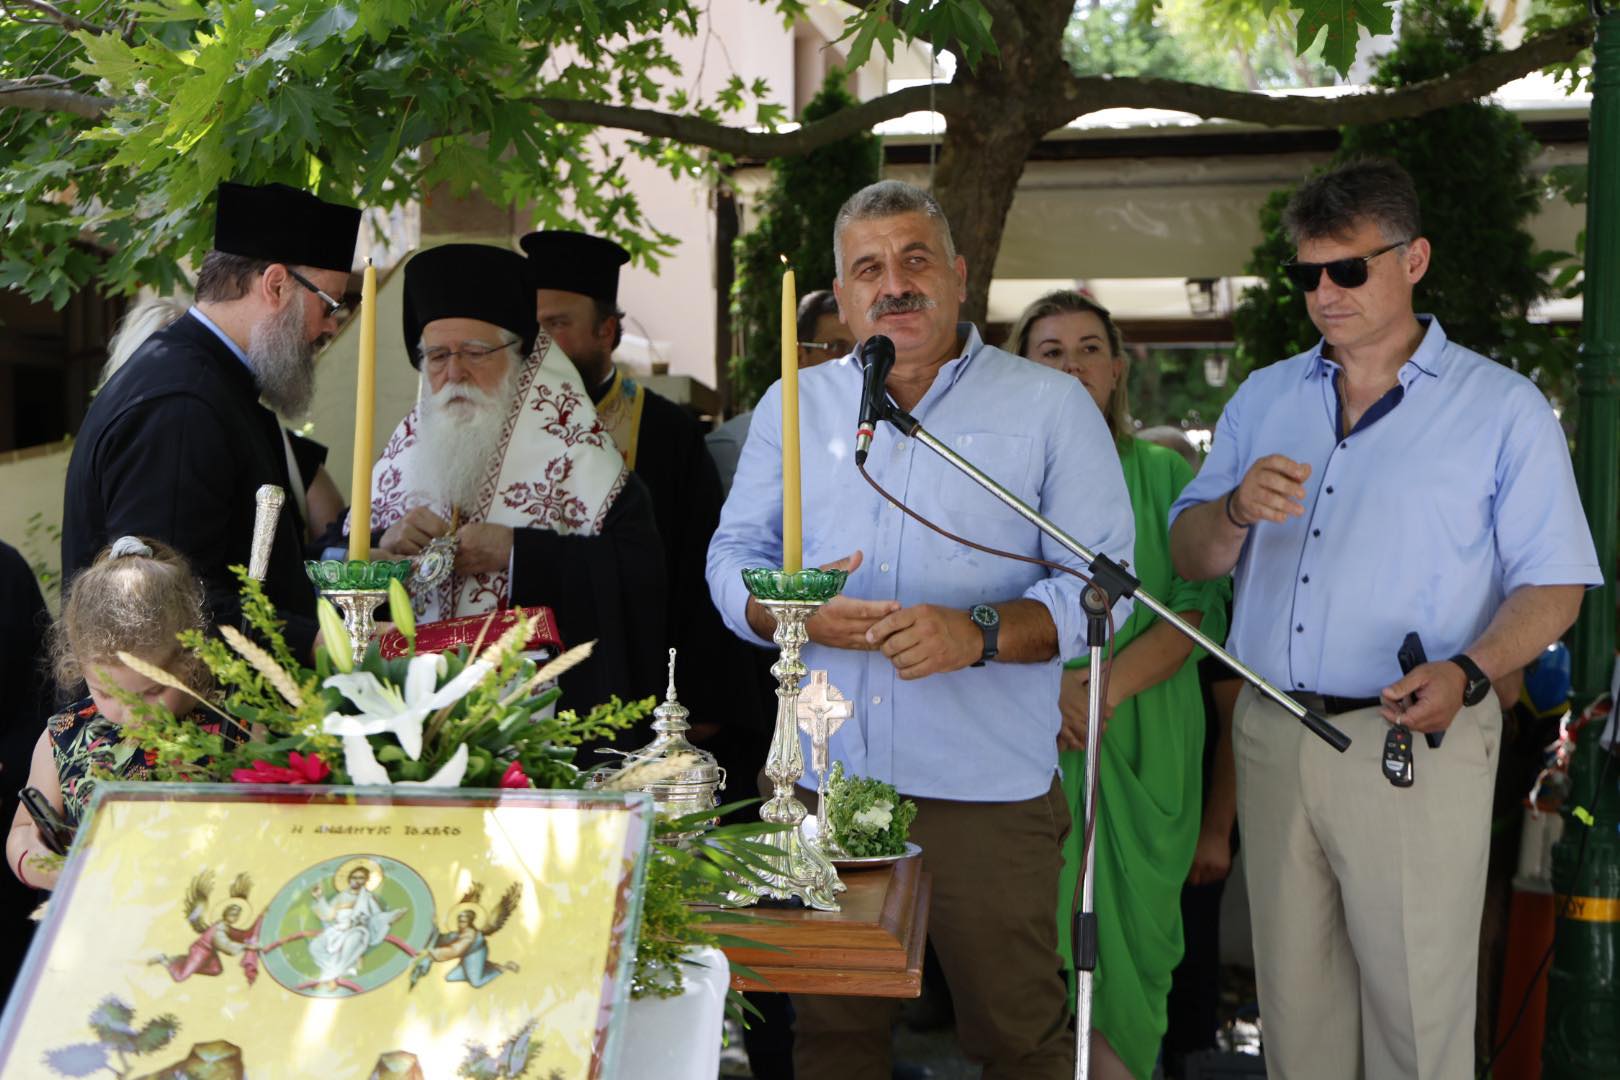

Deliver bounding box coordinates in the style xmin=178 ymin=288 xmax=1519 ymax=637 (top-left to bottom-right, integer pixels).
xmin=248 ymin=483 xmax=286 ymax=582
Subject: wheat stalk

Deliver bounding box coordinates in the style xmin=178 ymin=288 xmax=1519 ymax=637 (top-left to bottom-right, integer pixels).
xmin=501 ymin=640 xmax=597 ymax=707
xmin=115 ymin=651 xmax=237 ymax=725
xmin=597 ymin=751 xmax=699 ymax=791
xmin=476 ymin=609 xmax=539 ymax=668
xmin=218 ymin=625 xmax=305 ymax=709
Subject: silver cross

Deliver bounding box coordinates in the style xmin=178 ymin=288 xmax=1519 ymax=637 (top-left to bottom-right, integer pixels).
xmin=796 ymin=670 xmax=852 ymax=849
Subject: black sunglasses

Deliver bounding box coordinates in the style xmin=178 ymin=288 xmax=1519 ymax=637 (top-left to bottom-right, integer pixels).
xmin=285 ymin=266 xmax=344 ymax=318
xmin=1283 ymin=240 xmax=1409 ymax=292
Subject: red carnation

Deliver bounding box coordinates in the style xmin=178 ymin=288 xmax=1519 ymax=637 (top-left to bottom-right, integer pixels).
xmin=499 ymin=760 xmax=531 ymax=789
xmin=232 ymin=751 xmax=331 ymax=785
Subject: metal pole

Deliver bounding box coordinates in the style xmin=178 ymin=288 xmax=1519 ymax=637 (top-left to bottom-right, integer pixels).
xmin=1074 ymin=595 xmax=1107 ymax=1080
xmin=1545 ymin=5 xmax=1620 ymax=1076
xmin=906 ymin=424 xmax=1351 ymax=751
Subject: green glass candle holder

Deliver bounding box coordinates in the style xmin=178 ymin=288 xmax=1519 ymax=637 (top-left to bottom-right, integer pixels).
xmin=741 ymin=567 xmax=848 ymax=603
xmin=304 ymin=558 xmax=413 ymax=592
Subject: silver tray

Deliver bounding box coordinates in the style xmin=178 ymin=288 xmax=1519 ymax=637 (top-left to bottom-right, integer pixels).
xmin=830 ymin=841 xmax=922 ymax=871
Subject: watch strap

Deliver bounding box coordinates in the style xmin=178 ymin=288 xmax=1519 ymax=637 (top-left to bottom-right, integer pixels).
xmin=1447 ymin=654 xmax=1491 ymax=706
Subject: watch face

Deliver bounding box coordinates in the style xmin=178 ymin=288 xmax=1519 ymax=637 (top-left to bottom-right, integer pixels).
xmin=970 ymin=604 xmax=998 ymax=629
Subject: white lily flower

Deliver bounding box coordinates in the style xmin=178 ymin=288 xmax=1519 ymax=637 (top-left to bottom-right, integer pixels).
xmin=343 ymin=737 xmax=470 ymax=788
xmin=321 ymin=654 xmax=493 ymax=760
xmin=853 ymin=800 xmax=894 ymax=831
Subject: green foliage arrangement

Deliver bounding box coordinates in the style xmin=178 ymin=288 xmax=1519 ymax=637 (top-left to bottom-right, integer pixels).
xmin=728 ymin=73 xmax=880 ymax=411
xmin=1231 ymin=1 xmax=1580 ymax=400
xmin=824 ymin=762 xmax=918 ymax=858
xmin=109 ymin=569 xmax=784 ymax=1003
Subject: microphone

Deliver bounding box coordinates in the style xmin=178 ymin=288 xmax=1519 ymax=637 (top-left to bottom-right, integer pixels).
xmin=854 ymin=335 xmax=896 ymax=466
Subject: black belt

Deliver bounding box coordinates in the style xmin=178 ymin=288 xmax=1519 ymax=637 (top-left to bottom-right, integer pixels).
xmin=1292 ymin=692 xmax=1382 ymax=716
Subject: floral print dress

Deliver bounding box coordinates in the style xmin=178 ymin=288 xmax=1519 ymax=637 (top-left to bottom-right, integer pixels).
xmin=47 ymin=699 xmax=154 ymax=827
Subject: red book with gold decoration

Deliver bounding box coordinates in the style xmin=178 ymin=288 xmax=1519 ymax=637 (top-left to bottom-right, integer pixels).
xmin=376 ymin=607 xmax=563 ymax=659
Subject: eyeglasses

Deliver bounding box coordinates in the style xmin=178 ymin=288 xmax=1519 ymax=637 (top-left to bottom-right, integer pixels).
xmin=421 ymin=340 xmax=518 ymax=369
xmin=1283 ymin=240 xmax=1410 ymax=292
xmin=286 ymin=267 xmax=345 ymax=318
xmin=800 ymin=340 xmax=854 ymax=356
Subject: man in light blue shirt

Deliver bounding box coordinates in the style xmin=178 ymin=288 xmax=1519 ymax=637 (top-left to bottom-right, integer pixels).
xmin=708 ymin=181 xmax=1134 ymax=1080
xmin=1170 ymin=159 xmax=1600 ymax=1080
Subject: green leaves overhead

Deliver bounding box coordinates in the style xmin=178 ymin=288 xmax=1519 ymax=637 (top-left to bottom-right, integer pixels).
xmin=1290 ymin=0 xmax=1395 ymax=76
xmin=0 ymin=0 xmax=785 ymax=301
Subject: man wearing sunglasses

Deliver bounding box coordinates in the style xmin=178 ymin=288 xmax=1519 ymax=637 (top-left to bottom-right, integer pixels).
xmin=63 ymin=181 xmax=361 ymax=663
xmin=1168 ymin=159 xmax=1599 ymax=1079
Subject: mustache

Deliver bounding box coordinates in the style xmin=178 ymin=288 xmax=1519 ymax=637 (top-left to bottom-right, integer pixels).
xmin=867 ymin=293 xmax=937 ymax=322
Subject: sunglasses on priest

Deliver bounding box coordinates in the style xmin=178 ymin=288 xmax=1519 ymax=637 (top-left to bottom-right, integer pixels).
xmin=1283 ymin=239 xmax=1411 ymax=292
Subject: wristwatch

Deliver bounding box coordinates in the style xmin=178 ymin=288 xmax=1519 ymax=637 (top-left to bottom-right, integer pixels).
xmin=1448 ymin=654 xmax=1492 ymax=707
xmin=969 ymin=604 xmax=1000 ymax=667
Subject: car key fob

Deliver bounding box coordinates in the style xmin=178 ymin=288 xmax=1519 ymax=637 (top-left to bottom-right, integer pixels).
xmin=1382 ymin=724 xmax=1414 ymax=788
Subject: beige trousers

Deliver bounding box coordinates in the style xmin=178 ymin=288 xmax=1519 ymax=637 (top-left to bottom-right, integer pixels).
xmin=1233 ymin=687 xmax=1500 ymax=1080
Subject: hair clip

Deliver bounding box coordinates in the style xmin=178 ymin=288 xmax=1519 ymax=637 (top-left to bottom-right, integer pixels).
xmin=109 ymin=536 xmax=154 ymax=559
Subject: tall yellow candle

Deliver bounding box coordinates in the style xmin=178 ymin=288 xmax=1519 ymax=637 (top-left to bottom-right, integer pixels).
xmin=347 ymin=258 xmax=377 ymax=562
xmin=780 ymin=263 xmax=802 ymax=573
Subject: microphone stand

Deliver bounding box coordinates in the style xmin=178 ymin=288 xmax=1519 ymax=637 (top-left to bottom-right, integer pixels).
xmin=872 ymin=403 xmax=1350 ymax=1080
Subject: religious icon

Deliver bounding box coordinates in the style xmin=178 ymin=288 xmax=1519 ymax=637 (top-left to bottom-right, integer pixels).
xmin=254 ymin=853 xmax=436 ymax=999
xmin=795 ymin=669 xmax=853 ymax=853
xmin=150 ymin=870 xmax=265 ymax=984
xmin=306 ymin=858 xmax=410 ymax=991
xmin=409 ymin=882 xmax=523 ymax=990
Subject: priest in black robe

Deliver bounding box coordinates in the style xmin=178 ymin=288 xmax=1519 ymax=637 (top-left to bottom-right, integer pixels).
xmin=366 ymin=243 xmax=666 ymax=723
xmin=519 ymin=230 xmax=769 ymax=799
xmin=61 ymin=182 xmax=362 ymax=660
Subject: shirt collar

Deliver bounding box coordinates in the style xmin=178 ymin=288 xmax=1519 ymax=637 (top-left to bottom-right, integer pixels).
xmin=1304 ymin=314 xmax=1448 ymax=390
xmin=931 ymin=322 xmax=984 ymax=396
xmin=187 ymin=305 xmax=254 ymax=373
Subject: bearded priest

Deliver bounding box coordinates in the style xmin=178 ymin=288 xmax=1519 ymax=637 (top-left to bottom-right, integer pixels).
xmin=63 ymin=181 xmax=361 ymax=662
xmin=365 ymin=243 xmax=667 ymax=719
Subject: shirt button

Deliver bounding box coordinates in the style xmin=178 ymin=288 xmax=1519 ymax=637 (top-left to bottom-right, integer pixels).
xmin=879 ymin=562 xmax=891 ymax=572
xmin=1296 ymin=682 xmax=1306 ymax=689
xmin=962 ymin=435 xmax=973 ymax=446
xmin=1313 ymin=529 xmax=1321 ymax=537
xmin=871 ymin=695 xmax=882 ymax=705
xmin=1325 ymin=485 xmax=1335 ymax=494
xmin=1301 ymin=575 xmax=1310 ymax=583
xmin=1296 ymin=624 xmax=1304 ymax=633
xmin=1341 ymin=442 xmax=1348 ymax=450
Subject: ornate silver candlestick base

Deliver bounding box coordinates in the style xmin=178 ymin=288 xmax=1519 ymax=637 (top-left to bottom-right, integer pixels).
xmin=305 ymin=559 xmax=413 ymax=661
xmin=733 ymin=568 xmax=849 ymax=911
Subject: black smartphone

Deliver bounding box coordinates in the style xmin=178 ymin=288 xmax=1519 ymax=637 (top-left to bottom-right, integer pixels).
xmin=1398 ymin=632 xmax=1444 ymax=749
xmin=19 ymin=787 xmax=75 ymax=857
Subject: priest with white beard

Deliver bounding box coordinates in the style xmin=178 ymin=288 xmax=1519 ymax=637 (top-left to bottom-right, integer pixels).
xmin=365 ymin=243 xmax=667 ymax=718
xmin=63 ymin=181 xmax=361 ymax=661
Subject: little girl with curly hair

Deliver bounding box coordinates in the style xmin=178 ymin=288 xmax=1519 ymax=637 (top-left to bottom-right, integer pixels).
xmin=7 ymin=536 xmax=211 ymax=890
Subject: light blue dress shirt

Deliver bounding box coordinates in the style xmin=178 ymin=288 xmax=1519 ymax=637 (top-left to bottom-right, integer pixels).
xmin=187 ymin=306 xmax=253 ymax=371
xmin=707 ymin=324 xmax=1136 ymax=801
xmin=1170 ymin=317 xmax=1601 ymax=699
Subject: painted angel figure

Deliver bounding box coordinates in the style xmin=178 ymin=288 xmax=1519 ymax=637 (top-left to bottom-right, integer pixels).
xmin=307 ymin=860 xmax=408 ymax=988
xmin=410 ymin=883 xmax=522 ymax=990
xmin=150 ymin=871 xmax=264 ymax=984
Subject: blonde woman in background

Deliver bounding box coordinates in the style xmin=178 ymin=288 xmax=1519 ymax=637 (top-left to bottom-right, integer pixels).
xmin=1008 ymin=291 xmax=1231 ymax=1080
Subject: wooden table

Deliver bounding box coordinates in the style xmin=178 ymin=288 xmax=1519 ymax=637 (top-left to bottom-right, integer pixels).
xmin=707 ymin=854 xmax=931 ymax=998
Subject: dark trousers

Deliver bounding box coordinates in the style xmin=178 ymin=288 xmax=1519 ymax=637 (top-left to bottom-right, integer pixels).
xmin=1164 ymin=877 xmax=1227 ymax=1055
xmin=792 ymin=780 xmax=1075 ymax=1080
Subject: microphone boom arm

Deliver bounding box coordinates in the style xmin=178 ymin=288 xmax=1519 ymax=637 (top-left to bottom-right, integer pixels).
xmin=884 ymin=405 xmax=1351 ymax=753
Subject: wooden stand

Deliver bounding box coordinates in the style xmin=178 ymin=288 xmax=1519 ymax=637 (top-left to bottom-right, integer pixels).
xmin=709 ymin=855 xmax=931 ymax=998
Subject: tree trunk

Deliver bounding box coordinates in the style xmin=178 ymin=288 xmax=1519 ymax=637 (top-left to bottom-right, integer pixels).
xmin=933 ymin=119 xmax=1043 ymax=326
xmin=932 ymin=0 xmax=1075 ymax=326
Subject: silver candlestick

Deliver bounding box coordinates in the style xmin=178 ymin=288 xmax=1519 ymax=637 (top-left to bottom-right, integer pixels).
xmin=733 ymin=567 xmax=850 ymax=911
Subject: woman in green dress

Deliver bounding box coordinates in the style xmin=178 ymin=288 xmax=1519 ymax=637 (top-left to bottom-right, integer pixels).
xmin=1010 ymin=291 xmax=1231 ymax=1080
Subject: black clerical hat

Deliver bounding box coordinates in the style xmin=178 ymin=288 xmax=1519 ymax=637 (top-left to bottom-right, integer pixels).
xmin=519 ymin=230 xmax=630 ymax=306
xmin=402 ymin=244 xmax=539 ymax=368
xmin=213 ymin=182 xmax=361 ymax=273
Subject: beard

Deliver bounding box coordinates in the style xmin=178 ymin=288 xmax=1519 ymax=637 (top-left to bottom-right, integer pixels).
xmin=248 ymin=299 xmax=319 ymax=418
xmin=415 ymin=362 xmax=522 ymax=511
